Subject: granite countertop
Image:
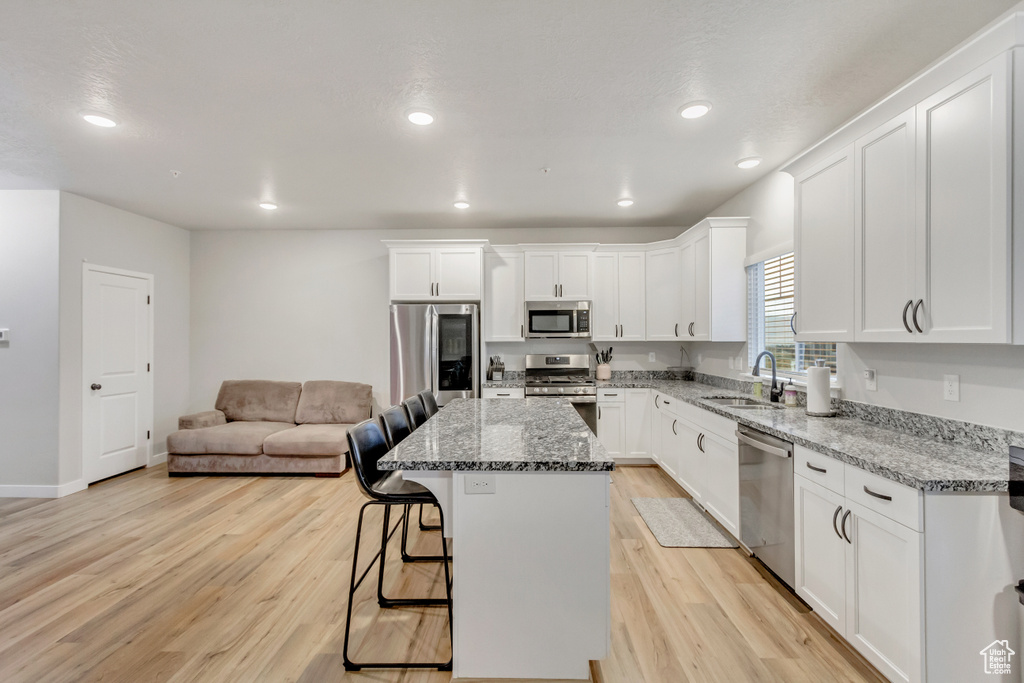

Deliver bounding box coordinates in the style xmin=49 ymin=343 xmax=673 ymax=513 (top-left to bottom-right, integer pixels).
xmin=628 ymin=379 xmax=1008 ymax=493
xmin=378 ymin=398 xmax=615 ymax=472
xmin=482 ymin=380 xmax=525 ymax=388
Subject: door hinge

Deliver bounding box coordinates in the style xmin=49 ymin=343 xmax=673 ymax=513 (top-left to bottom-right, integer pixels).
xmin=147 ymin=295 xmax=151 ymax=304
xmin=147 ymin=430 xmax=151 ymax=439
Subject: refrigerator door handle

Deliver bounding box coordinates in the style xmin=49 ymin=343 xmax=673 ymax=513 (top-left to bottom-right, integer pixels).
xmin=429 ymin=306 xmax=440 ymax=398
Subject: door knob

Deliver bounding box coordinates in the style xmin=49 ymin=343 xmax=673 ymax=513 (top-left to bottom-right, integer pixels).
xmin=90 ymin=383 xmax=102 ymax=390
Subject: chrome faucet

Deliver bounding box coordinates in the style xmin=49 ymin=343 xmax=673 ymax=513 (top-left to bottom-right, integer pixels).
xmin=752 ymin=351 xmax=783 ymax=403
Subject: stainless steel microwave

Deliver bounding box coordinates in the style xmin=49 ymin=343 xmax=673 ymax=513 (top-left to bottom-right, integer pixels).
xmin=525 ymin=300 xmax=591 ymax=339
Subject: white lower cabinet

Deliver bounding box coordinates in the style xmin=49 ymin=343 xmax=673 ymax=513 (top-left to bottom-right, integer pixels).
xmin=623 ymin=389 xmax=651 ymax=460
xmin=596 ymin=401 xmax=626 ymax=459
xmin=658 ymin=409 xmax=681 ymax=479
xmin=700 ymin=430 xmax=739 ymax=538
xmin=795 ymin=458 xmax=923 ymax=683
xmin=673 ymin=417 xmax=705 ymax=505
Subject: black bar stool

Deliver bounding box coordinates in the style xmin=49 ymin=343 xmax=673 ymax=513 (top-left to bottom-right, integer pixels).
xmin=403 ymin=395 xmax=440 ymax=531
xmin=418 ymin=389 xmax=439 ymax=417
xmin=342 ymin=419 xmax=452 ymax=672
xmin=379 ymin=406 xmax=444 ymax=563
xmin=404 ymin=394 xmax=429 ymax=429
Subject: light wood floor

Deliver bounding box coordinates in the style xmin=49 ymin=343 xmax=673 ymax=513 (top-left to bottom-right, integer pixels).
xmin=0 ymin=464 xmax=884 ymax=683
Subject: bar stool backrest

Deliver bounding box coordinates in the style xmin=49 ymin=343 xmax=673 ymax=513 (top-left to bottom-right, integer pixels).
xmin=380 ymin=405 xmax=412 ymax=449
xmin=346 ymin=419 xmax=392 ymax=501
xmin=404 ymin=395 xmax=428 ymax=429
xmin=418 ymin=390 xmax=439 ymax=418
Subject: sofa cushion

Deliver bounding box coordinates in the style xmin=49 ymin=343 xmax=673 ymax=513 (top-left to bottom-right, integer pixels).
xmin=167 ymin=421 xmax=295 ymax=455
xmin=263 ymin=424 xmax=352 ymax=457
xmin=295 ymin=381 xmax=372 ymax=425
xmin=215 ymin=380 xmax=302 ymax=423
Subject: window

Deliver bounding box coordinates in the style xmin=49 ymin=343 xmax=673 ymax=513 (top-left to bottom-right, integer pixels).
xmin=747 ymin=252 xmax=836 ymax=377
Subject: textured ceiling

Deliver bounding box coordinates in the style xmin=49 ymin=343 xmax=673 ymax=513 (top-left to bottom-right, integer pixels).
xmin=0 ymin=0 xmax=1019 ymax=230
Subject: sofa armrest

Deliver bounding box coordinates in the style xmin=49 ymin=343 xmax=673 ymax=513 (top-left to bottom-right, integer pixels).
xmin=178 ymin=410 xmax=227 ymax=430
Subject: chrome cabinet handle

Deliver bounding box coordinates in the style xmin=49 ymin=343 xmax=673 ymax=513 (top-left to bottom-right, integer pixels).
xmin=806 ymin=462 xmax=827 ymax=474
xmin=672 ymin=419 xmax=677 ymax=435
xmin=497 ymin=393 xmax=511 ymax=397
xmin=662 ymin=399 xmax=670 ymax=405
xmin=605 ymin=393 xmax=618 ymax=397
xmin=654 ymin=394 xmax=660 ymax=408
xmin=90 ymin=383 xmax=102 ymax=390
xmin=674 ymin=323 xmax=679 ymax=337
xmin=912 ymin=299 xmax=924 ymax=334
xmin=832 ymin=506 xmax=843 ymax=539
xmin=863 ymin=486 xmax=893 ymax=502
xmin=521 ymin=324 xmax=524 ymax=337
xmin=790 ymin=312 xmax=797 ymax=335
xmin=436 ymin=282 xmax=440 ymax=296
xmin=697 ymin=433 xmax=705 ymax=453
xmin=902 ymin=300 xmax=914 ymax=334
xmin=598 ymin=406 xmax=602 ymax=419
xmin=841 ymin=509 xmax=852 ymax=543
xmin=688 ymin=322 xmax=694 ymax=336
xmin=554 ymin=284 xmax=557 ymax=297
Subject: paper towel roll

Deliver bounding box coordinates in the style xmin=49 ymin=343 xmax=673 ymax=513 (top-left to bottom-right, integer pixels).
xmin=806 ymin=366 xmax=833 ymax=416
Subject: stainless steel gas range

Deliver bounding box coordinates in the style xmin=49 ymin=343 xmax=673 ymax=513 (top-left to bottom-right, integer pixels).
xmin=524 ymin=354 xmax=597 ymax=433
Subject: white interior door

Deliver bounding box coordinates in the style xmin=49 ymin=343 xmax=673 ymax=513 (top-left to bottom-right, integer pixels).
xmin=83 ymin=266 xmax=152 ymax=484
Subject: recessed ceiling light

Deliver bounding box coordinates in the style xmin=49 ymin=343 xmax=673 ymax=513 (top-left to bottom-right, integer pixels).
xmin=81 ymin=112 xmax=117 ymax=127
xmin=617 ymin=199 xmax=634 ymax=207
xmin=407 ymin=110 xmax=435 ymax=125
xmin=454 ymin=201 xmax=470 ymax=209
xmin=736 ymin=157 xmax=762 ymax=169
xmin=679 ymin=101 xmax=712 ymax=119
xmin=259 ymin=202 xmax=278 ymax=210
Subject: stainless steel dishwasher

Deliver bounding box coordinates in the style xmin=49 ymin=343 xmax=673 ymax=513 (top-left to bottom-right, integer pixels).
xmin=736 ymin=425 xmax=795 ymax=589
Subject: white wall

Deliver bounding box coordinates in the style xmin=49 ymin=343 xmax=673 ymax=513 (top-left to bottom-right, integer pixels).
xmin=0 ymin=191 xmax=61 ymax=488
xmin=59 ymin=193 xmax=191 ymax=484
xmin=190 ymin=226 xmax=681 ymax=414
xmin=696 ymin=171 xmax=1024 ymax=433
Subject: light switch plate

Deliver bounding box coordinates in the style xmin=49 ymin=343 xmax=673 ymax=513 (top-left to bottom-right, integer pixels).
xmin=0 ymin=329 xmax=8 ymax=342
xmin=943 ymin=374 xmax=960 ymax=402
xmin=648 ymin=352 xmax=656 ymax=362
xmin=863 ymin=368 xmax=877 ymax=392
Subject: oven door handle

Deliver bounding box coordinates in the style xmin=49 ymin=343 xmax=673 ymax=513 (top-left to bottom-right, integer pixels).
xmin=566 ymin=396 xmax=597 ymax=404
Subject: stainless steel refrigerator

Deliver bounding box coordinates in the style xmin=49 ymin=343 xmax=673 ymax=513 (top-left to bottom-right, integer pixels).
xmin=389 ymin=303 xmax=479 ymax=407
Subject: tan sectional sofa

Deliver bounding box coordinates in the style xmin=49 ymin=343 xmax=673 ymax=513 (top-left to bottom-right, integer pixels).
xmin=167 ymin=380 xmax=372 ymax=476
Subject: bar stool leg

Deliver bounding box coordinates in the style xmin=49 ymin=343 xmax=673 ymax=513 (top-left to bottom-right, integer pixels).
xmin=401 ymin=503 xmax=447 ymax=563
xmin=418 ymin=503 xmax=442 ymax=531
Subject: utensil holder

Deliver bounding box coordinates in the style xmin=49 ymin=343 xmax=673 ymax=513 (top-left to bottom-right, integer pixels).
xmin=596 ymin=364 xmax=611 ymax=380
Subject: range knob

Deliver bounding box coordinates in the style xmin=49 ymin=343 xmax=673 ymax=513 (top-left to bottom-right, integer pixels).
xmin=541 ymin=387 xmax=548 ymax=393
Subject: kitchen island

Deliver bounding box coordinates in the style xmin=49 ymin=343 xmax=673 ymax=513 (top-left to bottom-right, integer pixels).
xmin=378 ymin=398 xmax=614 ymax=680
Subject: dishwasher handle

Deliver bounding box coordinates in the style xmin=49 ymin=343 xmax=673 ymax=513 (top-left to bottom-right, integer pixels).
xmin=735 ymin=430 xmax=793 ymax=459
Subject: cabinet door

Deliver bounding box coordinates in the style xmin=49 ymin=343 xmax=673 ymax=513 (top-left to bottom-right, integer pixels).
xmin=558 ymin=252 xmax=591 ymax=299
xmin=794 ymin=145 xmax=855 ymax=342
xmin=597 ymin=402 xmax=626 ymax=459
xmin=650 ymin=394 xmax=664 ymax=466
xmin=484 ymin=252 xmax=525 ymax=341
xmin=691 ymin=230 xmax=711 ymax=340
xmin=678 ymin=238 xmax=697 ymax=338
xmin=700 ymin=431 xmax=738 ymax=538
xmin=645 ymin=247 xmax=683 ymax=340
xmin=916 ymin=53 xmax=1011 ymax=344
xmin=793 ymin=474 xmax=847 ymax=635
xmin=592 ymin=253 xmax=619 ymax=340
xmin=390 ymin=249 xmax=435 ymax=300
xmin=658 ymin=410 xmax=681 ymax=479
xmin=854 ymin=109 xmax=918 ymax=342
xmin=436 ymin=248 xmax=482 ymax=300
xmin=674 ymin=418 xmax=705 ymax=503
xmin=845 ymin=501 xmax=923 ymax=683
xmin=624 ymin=389 xmax=651 ymax=458
xmin=524 ymin=252 xmax=559 ymax=300
xmin=617 ymin=253 xmax=646 ymax=340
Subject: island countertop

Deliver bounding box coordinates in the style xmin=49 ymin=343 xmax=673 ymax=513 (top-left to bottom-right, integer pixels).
xmin=377 ymin=398 xmax=615 ymax=472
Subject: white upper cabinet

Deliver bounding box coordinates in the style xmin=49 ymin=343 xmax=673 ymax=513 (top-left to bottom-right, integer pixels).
xmin=794 ymin=145 xmax=856 ymax=342
xmin=387 ymin=242 xmax=485 ymax=301
xmin=645 ymin=245 xmax=683 ymax=340
xmin=593 ymin=252 xmax=646 ymax=341
xmin=855 ymin=108 xmax=918 ymax=342
xmin=915 ymin=53 xmax=1011 ymax=344
xmin=524 ymin=251 xmax=592 ymax=300
xmin=680 ymin=219 xmax=747 ymax=342
xmin=484 ymin=250 xmax=525 ymax=342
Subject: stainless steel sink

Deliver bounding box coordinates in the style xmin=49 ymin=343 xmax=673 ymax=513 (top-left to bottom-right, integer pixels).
xmin=702 ymin=396 xmax=783 ymax=410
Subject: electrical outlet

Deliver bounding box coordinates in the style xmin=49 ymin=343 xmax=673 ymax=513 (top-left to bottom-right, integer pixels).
xmin=648 ymin=352 xmax=656 ymax=362
xmin=464 ymin=473 xmax=495 ymax=495
xmin=943 ymin=374 xmax=960 ymax=402
xmin=863 ymin=369 xmax=877 ymax=392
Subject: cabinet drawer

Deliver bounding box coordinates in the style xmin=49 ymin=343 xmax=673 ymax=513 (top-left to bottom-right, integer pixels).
xmin=481 ymin=387 xmax=525 ymax=399
xmin=795 ymin=445 xmax=845 ymax=495
xmin=597 ymin=388 xmax=626 ymax=402
xmin=844 ymin=466 xmax=922 ymax=531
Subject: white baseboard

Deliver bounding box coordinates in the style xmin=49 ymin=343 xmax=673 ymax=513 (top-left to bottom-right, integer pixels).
xmin=0 ymin=479 xmax=87 ymax=499
xmin=148 ymin=451 xmax=168 ymax=467
xmin=612 ymin=457 xmax=656 ymax=466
